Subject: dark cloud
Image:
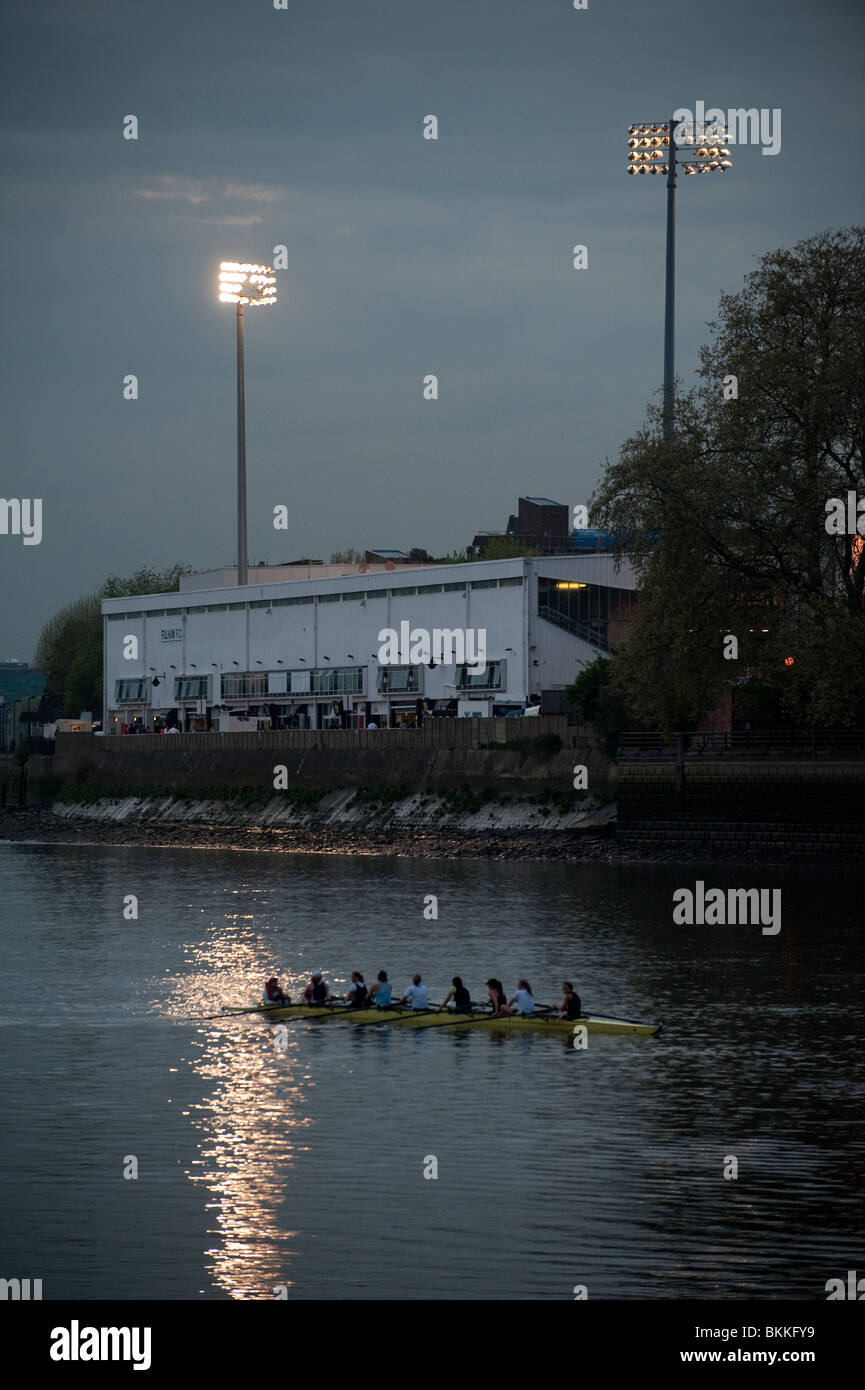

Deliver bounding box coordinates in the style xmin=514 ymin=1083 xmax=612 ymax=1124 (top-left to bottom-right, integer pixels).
xmin=1 ymin=0 xmax=863 ymax=657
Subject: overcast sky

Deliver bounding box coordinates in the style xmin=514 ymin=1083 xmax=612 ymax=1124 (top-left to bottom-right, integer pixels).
xmin=1 ymin=0 xmax=863 ymax=660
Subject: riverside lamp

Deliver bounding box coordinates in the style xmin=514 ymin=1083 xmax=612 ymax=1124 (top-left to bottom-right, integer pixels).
xmin=627 ymin=120 xmax=732 ymax=438
xmin=217 ymin=261 xmax=277 ymax=588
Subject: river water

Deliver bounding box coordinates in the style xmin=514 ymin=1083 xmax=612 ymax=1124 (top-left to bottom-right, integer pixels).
xmin=0 ymin=841 xmax=861 ymax=1301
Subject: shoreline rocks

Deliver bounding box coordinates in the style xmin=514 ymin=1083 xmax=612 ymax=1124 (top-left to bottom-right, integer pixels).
xmin=0 ymin=803 xmax=844 ymax=866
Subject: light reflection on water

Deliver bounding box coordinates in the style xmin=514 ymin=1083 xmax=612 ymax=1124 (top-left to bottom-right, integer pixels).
xmin=0 ymin=842 xmax=863 ymax=1300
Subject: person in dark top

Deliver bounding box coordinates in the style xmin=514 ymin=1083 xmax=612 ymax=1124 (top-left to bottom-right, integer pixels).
xmin=302 ymin=971 xmax=330 ymax=1005
xmin=440 ymin=976 xmax=472 ymax=1012
xmin=486 ymin=978 xmax=511 ymax=1016
xmin=346 ymin=971 xmax=369 ymax=1008
xmin=558 ymin=981 xmax=582 ymax=1019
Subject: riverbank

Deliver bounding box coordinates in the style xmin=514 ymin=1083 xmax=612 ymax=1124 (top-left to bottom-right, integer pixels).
xmin=0 ymin=802 xmax=843 ymax=864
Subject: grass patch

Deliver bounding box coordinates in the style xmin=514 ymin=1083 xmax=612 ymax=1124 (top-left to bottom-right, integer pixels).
xmin=349 ymin=783 xmax=411 ymax=807
xmin=479 ymin=733 xmax=564 ymax=753
xmin=53 ymin=781 xmax=323 ymax=809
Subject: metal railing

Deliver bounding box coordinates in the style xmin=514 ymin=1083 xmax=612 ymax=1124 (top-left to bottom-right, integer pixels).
xmin=617 ymin=730 xmax=865 ymax=758
xmin=537 ymin=605 xmax=609 ymax=650
xmin=56 ymin=716 xmax=568 ymax=754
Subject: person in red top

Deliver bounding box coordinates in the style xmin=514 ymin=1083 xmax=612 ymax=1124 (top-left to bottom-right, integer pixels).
xmin=264 ymin=976 xmax=290 ymax=1006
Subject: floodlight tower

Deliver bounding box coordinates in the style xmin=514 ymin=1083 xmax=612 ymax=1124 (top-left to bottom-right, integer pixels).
xmin=627 ymin=120 xmax=732 ymax=438
xmin=217 ymin=261 xmax=277 ymax=588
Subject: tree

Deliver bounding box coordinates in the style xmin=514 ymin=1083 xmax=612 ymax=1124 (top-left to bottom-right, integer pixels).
xmin=565 ymin=657 xmax=627 ymax=755
xmin=329 ymin=548 xmax=365 ymax=564
xmin=591 ymin=227 xmax=865 ymax=730
xmin=476 ymin=538 xmax=539 ymax=561
xmin=35 ymin=564 xmax=190 ymax=719
xmin=435 ymin=538 xmax=540 ymax=564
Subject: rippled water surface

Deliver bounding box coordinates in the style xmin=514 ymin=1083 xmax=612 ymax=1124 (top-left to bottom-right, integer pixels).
xmin=0 ymin=842 xmax=861 ymax=1300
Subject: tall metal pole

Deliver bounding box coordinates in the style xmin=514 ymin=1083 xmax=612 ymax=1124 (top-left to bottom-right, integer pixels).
xmin=236 ymin=300 xmax=248 ymax=588
xmin=662 ymin=117 xmax=677 ymax=440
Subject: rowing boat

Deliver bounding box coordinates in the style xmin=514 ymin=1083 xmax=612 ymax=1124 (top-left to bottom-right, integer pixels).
xmin=226 ymin=1001 xmax=660 ymax=1037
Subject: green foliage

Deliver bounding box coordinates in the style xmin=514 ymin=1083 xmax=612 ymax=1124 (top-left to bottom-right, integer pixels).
xmin=591 ymin=227 xmax=865 ymax=730
xmin=53 ymin=780 xmax=323 ymax=809
xmin=480 ymin=733 xmax=563 ymax=753
xmin=99 ymin=565 xmax=190 ymax=600
xmin=438 ymin=784 xmax=494 ymax=815
xmin=565 ymin=658 xmax=625 ymax=754
xmin=329 ymin=548 xmax=365 ymax=563
xmin=350 ymin=783 xmax=411 ymax=806
xmin=34 ymin=564 xmax=191 ymax=721
xmin=34 ymin=594 xmax=102 ymax=716
xmin=527 ymin=731 xmax=563 ymax=753
xmin=434 ymin=538 xmax=540 ymax=564
xmin=473 ymin=537 xmax=539 ymax=561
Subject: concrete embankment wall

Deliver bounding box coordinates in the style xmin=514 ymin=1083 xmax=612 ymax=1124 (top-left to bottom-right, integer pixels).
xmin=27 ymin=720 xmax=607 ymax=803
xmin=0 ymin=757 xmax=25 ymax=807
xmin=17 ymin=732 xmax=865 ymax=859
xmin=617 ymin=756 xmax=865 ymax=856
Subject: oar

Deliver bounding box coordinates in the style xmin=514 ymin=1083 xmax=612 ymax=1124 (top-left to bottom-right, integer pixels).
xmin=208 ymin=996 xmax=348 ymax=1022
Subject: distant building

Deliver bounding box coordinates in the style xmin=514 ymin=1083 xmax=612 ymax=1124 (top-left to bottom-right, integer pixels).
xmin=0 ymin=663 xmax=47 ymax=752
xmin=472 ymin=496 xmax=618 ymax=556
xmin=364 ymin=549 xmax=411 ymax=565
xmin=507 ymin=497 xmax=570 ymax=554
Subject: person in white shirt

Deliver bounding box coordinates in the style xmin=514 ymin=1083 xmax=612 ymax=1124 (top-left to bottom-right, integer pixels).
xmin=398 ymin=974 xmax=429 ymax=1009
xmin=508 ymin=979 xmax=535 ymax=1015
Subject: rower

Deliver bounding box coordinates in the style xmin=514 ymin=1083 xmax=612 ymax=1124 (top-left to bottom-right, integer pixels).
xmin=557 ymin=981 xmax=582 ymax=1019
xmin=368 ymin=970 xmax=392 ymax=1007
xmin=264 ymin=976 xmax=290 ymax=1006
xmin=346 ymin=971 xmax=369 ymax=1008
xmin=302 ymin=971 xmax=330 ymax=1005
xmin=508 ymin=979 xmax=535 ymax=1016
xmin=397 ymin=974 xmax=429 ymax=1009
xmin=441 ymin=976 xmax=472 ymax=1012
xmin=486 ymin=978 xmax=510 ymax=1016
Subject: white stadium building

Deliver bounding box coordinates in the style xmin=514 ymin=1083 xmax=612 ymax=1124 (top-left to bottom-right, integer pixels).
xmin=102 ymin=553 xmax=636 ymax=733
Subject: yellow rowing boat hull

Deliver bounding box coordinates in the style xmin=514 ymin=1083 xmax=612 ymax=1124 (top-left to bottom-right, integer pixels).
xmin=228 ymin=1002 xmax=660 ymax=1037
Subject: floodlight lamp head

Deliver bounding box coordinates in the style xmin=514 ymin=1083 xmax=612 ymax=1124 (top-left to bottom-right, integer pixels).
xmin=217 ymin=261 xmax=277 ymax=307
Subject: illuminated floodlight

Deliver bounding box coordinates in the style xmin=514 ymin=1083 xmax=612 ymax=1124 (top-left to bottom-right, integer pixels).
xmin=216 ymin=258 xmax=280 ymax=592
xmin=217 ymin=261 xmax=277 ymax=307
xmin=626 ymin=115 xmax=735 ymax=439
